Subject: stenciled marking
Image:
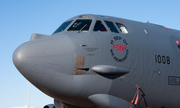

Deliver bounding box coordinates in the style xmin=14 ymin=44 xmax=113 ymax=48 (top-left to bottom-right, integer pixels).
xmin=168 ymin=76 xmax=180 ymax=85
xmin=110 ymin=36 xmax=129 ymax=62
xmin=155 ymin=55 xmax=170 ymax=65
xmin=113 ymin=44 xmax=127 ymax=51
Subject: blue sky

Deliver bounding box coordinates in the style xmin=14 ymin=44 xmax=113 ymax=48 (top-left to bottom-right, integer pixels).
xmin=0 ymin=0 xmax=180 ymax=108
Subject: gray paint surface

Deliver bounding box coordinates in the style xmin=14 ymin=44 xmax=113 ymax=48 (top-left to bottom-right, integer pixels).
xmin=13 ymin=14 xmax=180 ymax=108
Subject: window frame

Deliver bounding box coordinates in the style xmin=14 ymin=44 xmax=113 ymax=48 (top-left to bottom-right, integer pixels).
xmin=53 ymin=20 xmax=73 ymax=34
xmin=115 ymin=22 xmax=129 ymax=34
xmin=93 ymin=20 xmax=108 ymax=32
xmin=104 ymin=20 xmax=119 ymax=33
xmin=67 ymin=19 xmax=92 ymax=32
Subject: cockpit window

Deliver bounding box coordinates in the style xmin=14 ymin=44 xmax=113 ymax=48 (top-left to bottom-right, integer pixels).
xmin=53 ymin=20 xmax=73 ymax=34
xmin=93 ymin=20 xmax=107 ymax=32
xmin=115 ymin=23 xmax=129 ymax=34
xmin=68 ymin=19 xmax=92 ymax=32
xmin=104 ymin=21 xmax=119 ymax=33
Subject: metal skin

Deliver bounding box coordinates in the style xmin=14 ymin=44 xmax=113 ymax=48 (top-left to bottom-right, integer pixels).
xmin=13 ymin=14 xmax=180 ymax=108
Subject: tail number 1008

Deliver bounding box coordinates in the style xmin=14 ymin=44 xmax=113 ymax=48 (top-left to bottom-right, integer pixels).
xmin=155 ymin=55 xmax=170 ymax=64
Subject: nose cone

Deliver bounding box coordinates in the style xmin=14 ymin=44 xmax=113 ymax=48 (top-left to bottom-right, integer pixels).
xmin=13 ymin=36 xmax=75 ymax=82
xmin=13 ymin=43 xmax=28 ymax=72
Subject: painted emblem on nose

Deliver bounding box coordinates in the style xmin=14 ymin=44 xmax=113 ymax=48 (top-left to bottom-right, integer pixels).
xmin=113 ymin=44 xmax=127 ymax=51
xmin=110 ymin=36 xmax=129 ymax=62
xmin=176 ymin=40 xmax=180 ymax=49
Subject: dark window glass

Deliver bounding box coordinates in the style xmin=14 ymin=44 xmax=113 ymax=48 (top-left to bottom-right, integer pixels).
xmin=53 ymin=20 xmax=73 ymax=34
xmin=104 ymin=21 xmax=119 ymax=33
xmin=94 ymin=20 xmax=107 ymax=32
xmin=68 ymin=19 xmax=92 ymax=32
xmin=115 ymin=23 xmax=129 ymax=34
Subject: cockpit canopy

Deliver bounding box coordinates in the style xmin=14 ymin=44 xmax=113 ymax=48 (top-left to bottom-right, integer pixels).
xmin=53 ymin=15 xmax=129 ymax=34
xmin=68 ymin=19 xmax=92 ymax=32
xmin=53 ymin=20 xmax=73 ymax=34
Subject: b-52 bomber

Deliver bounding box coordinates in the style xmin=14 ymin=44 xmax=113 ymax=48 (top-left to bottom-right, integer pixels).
xmin=13 ymin=14 xmax=180 ymax=108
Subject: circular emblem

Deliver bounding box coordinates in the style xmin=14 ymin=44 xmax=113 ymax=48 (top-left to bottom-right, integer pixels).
xmin=110 ymin=36 xmax=129 ymax=62
xmin=169 ymin=35 xmax=180 ymax=57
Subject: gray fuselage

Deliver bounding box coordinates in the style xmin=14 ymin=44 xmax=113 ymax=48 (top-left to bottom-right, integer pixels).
xmin=13 ymin=14 xmax=180 ymax=108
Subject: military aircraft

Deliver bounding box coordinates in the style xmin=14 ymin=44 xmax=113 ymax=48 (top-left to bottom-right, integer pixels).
xmin=13 ymin=14 xmax=180 ymax=108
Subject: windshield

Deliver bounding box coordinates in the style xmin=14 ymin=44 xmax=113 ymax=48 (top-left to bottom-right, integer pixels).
xmin=68 ymin=19 xmax=92 ymax=32
xmin=93 ymin=20 xmax=107 ymax=32
xmin=104 ymin=20 xmax=119 ymax=33
xmin=53 ymin=20 xmax=73 ymax=34
xmin=115 ymin=22 xmax=129 ymax=34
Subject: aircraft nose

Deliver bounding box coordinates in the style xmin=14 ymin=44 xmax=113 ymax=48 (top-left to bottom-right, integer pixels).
xmin=13 ymin=43 xmax=28 ymax=72
xmin=13 ymin=36 xmax=75 ymax=79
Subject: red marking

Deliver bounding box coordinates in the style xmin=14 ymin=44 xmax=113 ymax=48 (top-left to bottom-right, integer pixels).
xmin=134 ymin=87 xmax=139 ymax=105
xmin=164 ymin=28 xmax=168 ymax=31
xmin=119 ymin=20 xmax=125 ymax=24
xmin=152 ymin=105 xmax=157 ymax=108
xmin=130 ymin=100 xmax=133 ymax=108
xmin=61 ymin=103 xmax=64 ymax=108
xmin=176 ymin=40 xmax=179 ymax=45
xmin=113 ymin=44 xmax=127 ymax=51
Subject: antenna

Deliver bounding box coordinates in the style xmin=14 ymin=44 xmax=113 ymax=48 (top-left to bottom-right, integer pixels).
xmin=27 ymin=81 xmax=30 ymax=108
